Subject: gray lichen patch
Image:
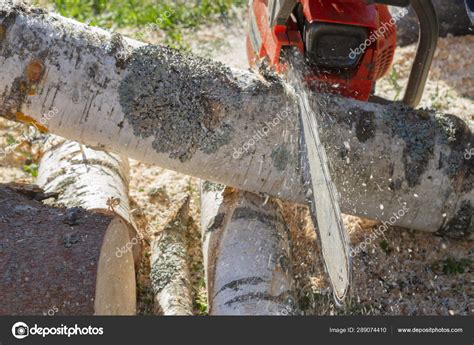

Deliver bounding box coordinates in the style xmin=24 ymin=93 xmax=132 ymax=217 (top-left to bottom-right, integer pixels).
xmin=386 ymin=104 xmax=436 ymax=187
xmin=325 ymin=97 xmax=473 ymax=190
xmin=354 ymin=109 xmax=376 ymax=142
xmin=383 ymin=104 xmax=474 ymax=189
xmin=434 ymin=113 xmax=474 ymax=190
xmin=150 ymin=230 xmax=187 ymax=293
xmin=119 ymin=45 xmax=239 ymax=162
xmin=201 ymin=181 xmax=225 ymax=193
xmin=334 ymin=107 xmax=376 ymax=143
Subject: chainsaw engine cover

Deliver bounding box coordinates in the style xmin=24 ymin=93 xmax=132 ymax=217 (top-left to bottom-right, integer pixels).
xmin=246 ymin=0 xmax=397 ymax=100
xmin=304 ymin=22 xmax=368 ymax=70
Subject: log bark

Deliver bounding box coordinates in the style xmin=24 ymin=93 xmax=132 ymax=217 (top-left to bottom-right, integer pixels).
xmin=150 ymin=196 xmax=193 ymax=315
xmin=0 ymin=2 xmax=472 ymax=237
xmin=200 ymin=182 xmax=300 ymax=315
xmin=36 ymin=136 xmax=138 ymax=315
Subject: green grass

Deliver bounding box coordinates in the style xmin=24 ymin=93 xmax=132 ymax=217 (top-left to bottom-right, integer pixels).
xmin=379 ymin=239 xmax=392 ymax=254
xmin=431 ymin=257 xmax=472 ymax=275
xmin=22 ymin=163 xmax=39 ymax=178
xmin=388 ymin=67 xmax=403 ymax=101
xmin=38 ymin=0 xmax=246 ymax=48
xmin=193 ymin=277 xmax=209 ymax=315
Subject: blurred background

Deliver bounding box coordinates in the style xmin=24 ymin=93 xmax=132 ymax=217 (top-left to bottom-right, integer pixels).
xmin=33 ymin=0 xmax=247 ymax=48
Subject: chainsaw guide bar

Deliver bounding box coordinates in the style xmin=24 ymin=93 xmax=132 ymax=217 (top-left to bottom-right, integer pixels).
xmin=285 ymin=55 xmax=352 ymax=304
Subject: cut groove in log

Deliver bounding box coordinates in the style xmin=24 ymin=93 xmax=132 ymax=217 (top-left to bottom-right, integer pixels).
xmin=0 ymin=2 xmax=472 ymax=237
xmin=201 ymin=182 xmax=300 ymax=315
xmin=36 ymin=135 xmax=138 ymax=315
xmin=150 ymin=195 xmax=193 ymax=315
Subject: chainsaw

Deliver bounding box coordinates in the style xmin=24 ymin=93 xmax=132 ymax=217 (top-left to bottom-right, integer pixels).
xmin=246 ymin=0 xmax=439 ymax=303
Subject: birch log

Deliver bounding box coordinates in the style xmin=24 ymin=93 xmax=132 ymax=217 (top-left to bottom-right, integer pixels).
xmin=150 ymin=196 xmax=193 ymax=315
xmin=0 ymin=2 xmax=472 ymax=236
xmin=36 ymin=136 xmax=138 ymax=315
xmin=201 ymin=182 xmax=300 ymax=315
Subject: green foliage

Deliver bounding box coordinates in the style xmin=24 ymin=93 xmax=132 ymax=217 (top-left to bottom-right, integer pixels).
xmin=6 ymin=134 xmax=17 ymax=146
xmin=431 ymin=257 xmax=472 ymax=275
xmin=22 ymin=163 xmax=39 ymax=177
xmin=379 ymin=239 xmax=392 ymax=254
xmin=40 ymin=0 xmax=246 ymax=48
xmin=193 ymin=277 xmax=209 ymax=315
xmin=430 ymin=84 xmax=454 ymax=110
xmin=388 ymin=67 xmax=403 ymax=101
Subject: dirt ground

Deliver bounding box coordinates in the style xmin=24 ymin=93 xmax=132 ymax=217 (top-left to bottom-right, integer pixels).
xmin=0 ymin=10 xmax=472 ymax=315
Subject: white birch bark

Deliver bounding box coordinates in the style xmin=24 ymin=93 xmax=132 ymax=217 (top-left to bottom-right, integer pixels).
xmin=201 ymin=182 xmax=300 ymax=315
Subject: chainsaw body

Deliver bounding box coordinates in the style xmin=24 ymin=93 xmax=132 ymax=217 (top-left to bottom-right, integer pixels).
xmin=247 ymin=0 xmax=399 ymax=100
xmin=246 ymin=0 xmax=438 ymax=303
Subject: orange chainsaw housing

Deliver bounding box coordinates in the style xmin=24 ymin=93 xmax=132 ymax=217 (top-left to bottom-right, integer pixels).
xmin=247 ymin=0 xmax=397 ymax=101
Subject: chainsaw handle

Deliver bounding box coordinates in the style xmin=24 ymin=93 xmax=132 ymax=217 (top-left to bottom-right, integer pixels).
xmin=372 ymin=0 xmax=410 ymax=7
xmin=403 ymin=0 xmax=439 ymax=108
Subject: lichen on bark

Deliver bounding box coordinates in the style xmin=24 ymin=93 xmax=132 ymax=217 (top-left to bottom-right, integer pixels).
xmin=119 ymin=45 xmax=238 ymax=162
